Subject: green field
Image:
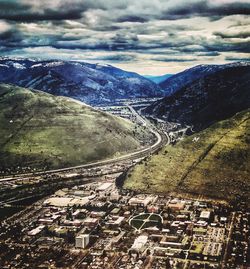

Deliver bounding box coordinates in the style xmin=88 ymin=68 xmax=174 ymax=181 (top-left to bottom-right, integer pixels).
xmin=0 ymin=84 xmax=151 ymax=174
xmin=124 ymin=110 xmax=250 ymax=202
xmin=130 ymin=213 xmax=162 ymax=230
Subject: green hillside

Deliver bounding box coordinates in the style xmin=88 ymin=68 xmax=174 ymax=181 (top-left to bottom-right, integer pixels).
xmin=124 ymin=110 xmax=250 ymax=202
xmin=0 ymin=84 xmax=151 ymax=174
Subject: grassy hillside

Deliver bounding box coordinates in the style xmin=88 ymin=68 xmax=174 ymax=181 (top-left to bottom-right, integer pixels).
xmin=124 ymin=110 xmax=250 ymax=202
xmin=0 ymin=84 xmax=151 ymax=174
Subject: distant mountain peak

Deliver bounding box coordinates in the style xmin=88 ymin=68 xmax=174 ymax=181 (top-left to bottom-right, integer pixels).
xmin=0 ymin=58 xmax=163 ymax=105
xmin=158 ymin=62 xmax=250 ymax=96
xmin=145 ymin=62 xmax=250 ymax=131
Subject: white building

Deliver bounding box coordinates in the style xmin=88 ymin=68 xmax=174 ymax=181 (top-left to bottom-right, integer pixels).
xmin=129 ymin=196 xmax=154 ymax=207
xmin=200 ymin=211 xmax=211 ymax=220
xmin=131 ymin=235 xmax=148 ymax=252
xmin=75 ymin=234 xmax=90 ymax=248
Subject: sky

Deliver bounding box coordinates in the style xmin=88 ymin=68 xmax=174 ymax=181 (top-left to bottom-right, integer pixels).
xmin=0 ymin=0 xmax=249 ymax=75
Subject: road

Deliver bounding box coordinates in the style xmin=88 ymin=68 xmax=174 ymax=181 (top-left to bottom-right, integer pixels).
xmin=221 ymin=211 xmax=236 ymax=269
xmin=0 ymin=105 xmax=168 ymax=182
xmin=126 ymin=104 xmax=170 ymax=147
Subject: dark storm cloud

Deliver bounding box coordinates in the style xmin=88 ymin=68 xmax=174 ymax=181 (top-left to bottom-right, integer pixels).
xmin=225 ymin=56 xmax=250 ymax=61
xmin=0 ymin=27 xmax=24 ymax=47
xmin=52 ymin=41 xmax=164 ymax=51
xmin=0 ymin=22 xmax=62 ymax=49
xmin=0 ymin=10 xmax=82 ymax=22
xmin=111 ymin=33 xmax=139 ymax=45
xmin=92 ymin=54 xmax=136 ymax=62
xmin=214 ymin=31 xmax=250 ymax=39
xmin=0 ymin=1 xmax=83 ymax=22
xmin=92 ymin=25 xmax=122 ymax=32
xmin=0 ymin=0 xmax=130 ymax=23
xmin=52 ymin=42 xmax=111 ymax=51
xmin=196 ymin=51 xmax=220 ymax=57
xmin=0 ymin=29 xmax=21 ymax=42
xmin=0 ymin=0 xmax=249 ymax=68
xmin=153 ymin=57 xmax=198 ymax=62
xmin=0 ymin=1 xmax=30 ymax=19
xmin=116 ymin=15 xmax=149 ymax=23
xmin=204 ymin=40 xmax=250 ymax=53
xmin=1 ymin=0 xmax=249 ymax=23
xmin=161 ymin=1 xmax=250 ymax=20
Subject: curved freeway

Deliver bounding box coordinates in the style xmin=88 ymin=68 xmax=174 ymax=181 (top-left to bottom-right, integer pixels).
xmin=0 ymin=106 xmax=169 ymax=182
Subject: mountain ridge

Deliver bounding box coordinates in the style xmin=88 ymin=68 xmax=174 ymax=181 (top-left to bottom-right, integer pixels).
xmin=158 ymin=62 xmax=250 ymax=96
xmin=124 ymin=109 xmax=250 ymax=203
xmin=0 ymin=58 xmax=163 ymax=105
xmin=145 ymin=62 xmax=250 ymax=131
xmin=0 ymin=83 xmax=152 ymax=175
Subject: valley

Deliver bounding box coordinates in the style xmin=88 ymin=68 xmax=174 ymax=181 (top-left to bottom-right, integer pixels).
xmin=1 ymin=61 xmax=249 ymax=210
xmin=0 ymin=59 xmax=249 ymax=269
xmin=0 ymin=59 xmax=249 ymax=206
xmin=0 ymin=93 xmax=167 ymax=218
xmin=1 ymin=1 xmax=250 ymax=268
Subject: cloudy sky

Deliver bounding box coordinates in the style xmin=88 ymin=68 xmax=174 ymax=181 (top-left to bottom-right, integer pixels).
xmin=0 ymin=0 xmax=249 ymax=75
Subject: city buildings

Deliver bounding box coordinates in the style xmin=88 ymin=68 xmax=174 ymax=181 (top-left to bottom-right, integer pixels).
xmin=75 ymin=234 xmax=90 ymax=249
xmin=0 ymin=178 xmax=249 ymax=269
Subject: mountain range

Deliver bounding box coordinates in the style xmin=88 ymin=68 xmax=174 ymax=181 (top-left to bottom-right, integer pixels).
xmin=158 ymin=62 xmax=249 ymax=96
xmin=0 ymin=58 xmax=163 ymax=105
xmin=145 ymin=62 xmax=250 ymax=131
xmin=1 ymin=58 xmax=249 ymax=202
xmin=123 ymin=61 xmax=250 ymax=202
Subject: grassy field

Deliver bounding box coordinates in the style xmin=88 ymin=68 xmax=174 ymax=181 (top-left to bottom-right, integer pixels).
xmin=130 ymin=213 xmax=162 ymax=230
xmin=0 ymin=84 xmax=151 ymax=174
xmin=124 ymin=109 xmax=250 ymax=202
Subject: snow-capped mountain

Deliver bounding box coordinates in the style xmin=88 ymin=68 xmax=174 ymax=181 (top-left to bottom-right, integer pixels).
xmin=0 ymin=58 xmax=163 ymax=104
xmin=159 ymin=62 xmax=250 ymax=96
xmin=145 ymin=62 xmax=250 ymax=131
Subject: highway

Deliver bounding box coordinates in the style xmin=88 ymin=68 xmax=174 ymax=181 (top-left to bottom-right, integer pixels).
xmin=0 ymin=105 xmax=168 ymax=182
